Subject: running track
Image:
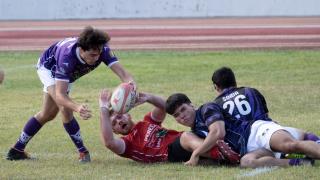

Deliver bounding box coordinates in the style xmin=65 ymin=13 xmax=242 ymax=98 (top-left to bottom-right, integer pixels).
xmin=0 ymin=17 xmax=320 ymax=51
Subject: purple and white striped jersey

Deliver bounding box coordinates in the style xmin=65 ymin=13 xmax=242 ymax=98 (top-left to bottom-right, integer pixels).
xmin=38 ymin=37 xmax=118 ymax=83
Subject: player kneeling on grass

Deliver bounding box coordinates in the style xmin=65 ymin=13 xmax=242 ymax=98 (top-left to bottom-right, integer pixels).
xmin=6 ymin=26 xmax=135 ymax=162
xmin=99 ymin=89 xmax=240 ymax=164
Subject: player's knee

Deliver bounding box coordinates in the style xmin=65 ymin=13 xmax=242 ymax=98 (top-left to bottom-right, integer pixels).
xmin=180 ymin=132 xmax=198 ymax=151
xmin=35 ymin=112 xmax=57 ymax=122
xmin=240 ymin=156 xmax=257 ymax=168
xmin=180 ymin=132 xmax=191 ymax=150
xmin=59 ymin=107 xmax=73 ymax=118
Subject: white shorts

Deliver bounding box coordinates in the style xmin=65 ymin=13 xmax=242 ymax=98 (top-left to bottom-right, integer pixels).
xmin=247 ymin=120 xmax=285 ymax=153
xmin=37 ymin=64 xmax=72 ymax=93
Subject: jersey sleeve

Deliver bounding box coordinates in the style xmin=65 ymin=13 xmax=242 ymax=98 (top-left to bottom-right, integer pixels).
xmin=100 ymin=45 xmax=118 ymax=67
xmin=143 ymin=112 xmax=162 ymax=125
xmin=54 ymin=53 xmax=74 ymax=83
xmin=119 ymin=135 xmax=133 ymax=158
xmin=251 ymin=88 xmax=269 ymax=113
xmin=54 ymin=38 xmax=77 ymax=82
xmin=201 ymin=103 xmax=225 ymax=127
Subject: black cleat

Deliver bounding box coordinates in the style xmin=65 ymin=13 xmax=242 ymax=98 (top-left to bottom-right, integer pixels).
xmin=6 ymin=148 xmax=31 ymax=160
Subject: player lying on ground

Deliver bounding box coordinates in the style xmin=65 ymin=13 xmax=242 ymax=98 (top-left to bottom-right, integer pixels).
xmin=6 ymin=26 xmax=135 ymax=163
xmin=99 ymin=89 xmax=239 ymax=164
xmin=165 ymin=67 xmax=320 ymax=168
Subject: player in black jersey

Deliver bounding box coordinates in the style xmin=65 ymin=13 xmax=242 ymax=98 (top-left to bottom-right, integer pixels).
xmin=211 ymin=66 xmax=320 ymax=168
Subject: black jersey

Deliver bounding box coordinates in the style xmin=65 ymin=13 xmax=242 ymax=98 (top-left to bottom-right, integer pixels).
xmin=214 ymin=87 xmax=272 ymax=122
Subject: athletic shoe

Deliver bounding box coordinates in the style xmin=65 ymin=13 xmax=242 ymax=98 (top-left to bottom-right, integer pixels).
xmin=216 ymin=140 xmax=240 ymax=165
xmin=79 ymin=151 xmax=91 ymax=163
xmin=283 ymin=153 xmax=306 ymax=159
xmin=6 ymin=148 xmax=31 ymax=160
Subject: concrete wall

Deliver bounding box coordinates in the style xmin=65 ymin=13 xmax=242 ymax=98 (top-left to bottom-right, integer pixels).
xmin=1 ymin=0 xmax=320 ymax=20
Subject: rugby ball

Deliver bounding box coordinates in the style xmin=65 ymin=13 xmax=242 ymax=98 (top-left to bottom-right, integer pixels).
xmin=110 ymin=83 xmax=136 ymax=114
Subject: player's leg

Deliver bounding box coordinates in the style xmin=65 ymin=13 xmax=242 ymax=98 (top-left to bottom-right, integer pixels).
xmin=240 ymin=148 xmax=314 ymax=168
xmin=179 ymin=132 xmax=202 ymax=151
xmin=241 ymin=148 xmax=290 ymax=168
xmin=179 ymin=132 xmax=239 ymax=164
xmin=35 ymin=86 xmax=59 ymax=124
xmin=284 ymin=127 xmax=320 ymax=142
xmin=246 ymin=121 xmax=315 ymax=167
xmin=59 ymin=103 xmax=90 ymax=162
xmin=270 ymin=130 xmax=320 ymax=159
xmin=7 ymin=86 xmax=59 ymax=160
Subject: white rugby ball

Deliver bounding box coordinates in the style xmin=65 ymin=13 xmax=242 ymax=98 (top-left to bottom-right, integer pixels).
xmin=110 ymin=83 xmax=136 ymax=114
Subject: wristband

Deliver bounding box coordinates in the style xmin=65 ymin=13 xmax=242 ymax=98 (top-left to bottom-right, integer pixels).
xmin=100 ymin=102 xmax=111 ymax=109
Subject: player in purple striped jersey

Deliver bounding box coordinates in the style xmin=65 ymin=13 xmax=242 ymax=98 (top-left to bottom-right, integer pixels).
xmin=6 ymin=26 xmax=135 ymax=162
xmin=165 ymin=67 xmax=320 ymax=167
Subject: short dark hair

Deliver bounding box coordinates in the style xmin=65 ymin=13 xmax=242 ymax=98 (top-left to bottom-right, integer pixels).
xmin=211 ymin=67 xmax=236 ymax=89
xmin=77 ymin=26 xmax=110 ymax=51
xmin=165 ymin=93 xmax=191 ymax=115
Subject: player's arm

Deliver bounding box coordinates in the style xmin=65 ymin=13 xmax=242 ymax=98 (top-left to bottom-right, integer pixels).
xmin=55 ymin=80 xmax=91 ymax=120
xmin=185 ymin=121 xmax=225 ymax=166
xmin=99 ymin=89 xmax=125 ymax=155
xmin=110 ymin=63 xmax=135 ymax=84
xmin=135 ymin=92 xmax=166 ymax=123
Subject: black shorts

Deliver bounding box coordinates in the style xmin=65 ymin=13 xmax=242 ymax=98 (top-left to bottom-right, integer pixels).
xmin=167 ymin=136 xmax=192 ymax=162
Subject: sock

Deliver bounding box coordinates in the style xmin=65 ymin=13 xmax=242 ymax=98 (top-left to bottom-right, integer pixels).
xmin=304 ymin=133 xmax=320 ymax=142
xmin=289 ymin=159 xmax=300 ymax=166
xmin=210 ymin=146 xmax=223 ymax=160
xmin=63 ymin=117 xmax=88 ymax=153
xmin=13 ymin=117 xmax=42 ymax=151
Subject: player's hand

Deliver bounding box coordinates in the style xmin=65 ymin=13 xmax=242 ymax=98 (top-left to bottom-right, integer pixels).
xmin=184 ymin=154 xmax=199 ymax=166
xmin=128 ymin=80 xmax=138 ymax=102
xmin=99 ymin=89 xmax=111 ymax=109
xmin=78 ymin=104 xmax=91 ymax=120
xmin=134 ymin=92 xmax=149 ymax=107
xmin=128 ymin=80 xmax=137 ymax=92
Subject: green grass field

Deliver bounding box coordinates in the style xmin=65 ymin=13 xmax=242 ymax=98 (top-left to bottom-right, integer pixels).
xmin=0 ymin=50 xmax=320 ymax=179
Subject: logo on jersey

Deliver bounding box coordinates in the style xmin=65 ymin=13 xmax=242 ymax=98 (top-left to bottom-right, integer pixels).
xmin=109 ymin=50 xmax=116 ymax=58
xmin=156 ymin=129 xmax=168 ymax=138
xmin=144 ymin=124 xmax=157 ymax=142
xmin=56 ymin=66 xmax=67 ymax=76
xmin=63 ymin=62 xmax=69 ymax=67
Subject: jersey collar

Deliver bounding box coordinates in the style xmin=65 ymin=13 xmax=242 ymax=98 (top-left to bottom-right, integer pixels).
xmin=76 ymin=47 xmax=86 ymax=64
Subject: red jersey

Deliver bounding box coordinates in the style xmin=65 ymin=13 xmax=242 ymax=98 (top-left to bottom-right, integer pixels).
xmin=120 ymin=112 xmax=182 ymax=163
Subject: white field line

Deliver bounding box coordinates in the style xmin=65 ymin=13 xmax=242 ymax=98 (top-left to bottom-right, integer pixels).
xmin=111 ymin=42 xmax=320 ymax=49
xmin=113 ymin=34 xmax=320 ymax=41
xmin=237 ymin=167 xmax=279 ymax=178
xmin=1 ymin=25 xmax=320 ymax=31
xmin=1 ymin=34 xmax=320 ymax=43
xmin=2 ymin=42 xmax=320 ymax=51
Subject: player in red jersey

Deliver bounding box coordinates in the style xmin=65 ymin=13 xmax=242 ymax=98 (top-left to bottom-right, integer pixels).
xmin=99 ymin=89 xmax=240 ymax=164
